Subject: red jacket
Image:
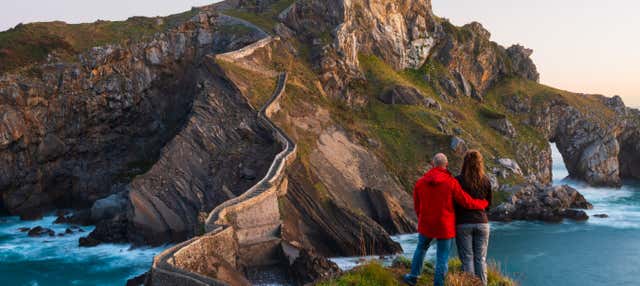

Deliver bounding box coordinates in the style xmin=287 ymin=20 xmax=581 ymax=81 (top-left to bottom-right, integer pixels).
xmin=413 ymin=167 xmax=489 ymax=239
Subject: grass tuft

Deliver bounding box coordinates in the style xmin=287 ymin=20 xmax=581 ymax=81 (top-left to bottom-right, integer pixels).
xmin=319 ymin=258 xmax=517 ymax=286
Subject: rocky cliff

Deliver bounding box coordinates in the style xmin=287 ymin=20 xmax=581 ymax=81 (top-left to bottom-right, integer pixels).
xmin=1 ymin=1 xmax=640 ymax=283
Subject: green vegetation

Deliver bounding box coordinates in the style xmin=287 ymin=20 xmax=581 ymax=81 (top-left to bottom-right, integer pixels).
xmin=318 ymin=258 xmax=517 ymax=286
xmin=484 ymin=78 xmax=615 ymax=125
xmin=223 ymin=0 xmax=294 ymax=33
xmin=215 ymin=58 xmax=277 ymax=108
xmin=0 ymin=9 xmax=198 ymax=74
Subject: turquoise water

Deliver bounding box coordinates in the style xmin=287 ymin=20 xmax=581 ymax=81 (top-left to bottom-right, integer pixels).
xmin=2 ymin=143 xmax=638 ymax=285
xmin=0 ymin=216 xmax=166 ymax=286
xmin=334 ymin=144 xmax=640 ymax=286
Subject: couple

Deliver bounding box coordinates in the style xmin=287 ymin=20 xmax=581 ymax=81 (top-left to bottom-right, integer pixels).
xmin=404 ymin=150 xmax=493 ymax=286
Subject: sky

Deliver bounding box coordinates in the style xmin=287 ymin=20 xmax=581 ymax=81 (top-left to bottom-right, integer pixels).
xmin=0 ymin=0 xmax=638 ymax=106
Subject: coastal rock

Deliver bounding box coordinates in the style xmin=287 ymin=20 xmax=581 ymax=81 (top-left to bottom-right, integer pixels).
xmin=361 ymin=187 xmax=417 ymax=234
xmin=281 ymin=161 xmax=404 ymax=257
xmin=288 ymin=247 xmax=341 ymax=285
xmin=27 ymin=226 xmax=55 ymax=237
xmin=80 ymin=216 xmax=128 ymax=247
xmin=0 ymin=10 xmax=268 ymax=220
xmin=90 ymin=192 xmax=128 ymax=222
xmin=53 ymin=210 xmax=92 ymax=226
xmin=489 ymin=184 xmax=593 ymax=222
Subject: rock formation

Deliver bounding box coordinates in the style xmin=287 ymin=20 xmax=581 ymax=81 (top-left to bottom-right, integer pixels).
xmin=2 ymin=0 xmax=640 ymax=284
xmin=490 ymin=184 xmax=593 ymax=222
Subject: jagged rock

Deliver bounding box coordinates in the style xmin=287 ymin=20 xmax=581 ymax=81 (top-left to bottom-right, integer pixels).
xmin=489 ymin=184 xmax=593 ymax=222
xmin=80 ymin=216 xmax=128 ymax=247
xmin=27 ymin=226 xmax=55 ymax=237
xmin=507 ymin=44 xmax=540 ymax=82
xmin=488 ymin=118 xmax=517 ymax=138
xmin=53 ymin=210 xmax=92 ymax=226
xmin=497 ymin=158 xmax=523 ymax=177
xmin=561 ymin=209 xmax=589 ymax=221
xmin=450 ymin=136 xmax=467 ymax=155
xmin=78 ymin=236 xmax=100 ymax=247
xmin=0 ymin=9 xmax=269 ymax=220
xmin=594 ymin=214 xmax=609 ymax=218
xmin=288 ymin=247 xmax=341 ymax=285
xmin=281 ymin=161 xmax=404 ymax=257
xmin=125 ymin=272 xmax=148 ymax=286
xmin=361 ymin=187 xmax=417 ymax=234
xmin=274 ymin=23 xmax=295 ymax=39
xmin=378 ymin=85 xmax=440 ymax=110
xmin=90 ymin=192 xmax=128 ymax=222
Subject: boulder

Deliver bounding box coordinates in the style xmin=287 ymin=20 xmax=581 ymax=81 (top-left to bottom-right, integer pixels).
xmin=54 ymin=209 xmax=92 ymax=226
xmin=80 ymin=216 xmax=128 ymax=247
xmin=378 ymin=85 xmax=441 ymax=109
xmin=27 ymin=226 xmax=55 ymax=237
xmin=489 ymin=184 xmax=593 ymax=222
xmin=90 ymin=192 xmax=128 ymax=222
xmin=450 ymin=136 xmax=467 ymax=155
xmin=287 ymin=246 xmax=341 ymax=285
xmin=497 ymin=158 xmax=523 ymax=177
xmin=488 ymin=118 xmax=517 ymax=138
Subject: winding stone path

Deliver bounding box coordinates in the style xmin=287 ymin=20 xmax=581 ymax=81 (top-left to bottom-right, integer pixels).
xmin=149 ymin=70 xmax=296 ymax=286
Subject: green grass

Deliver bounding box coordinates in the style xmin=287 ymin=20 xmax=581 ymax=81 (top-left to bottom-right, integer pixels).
xmin=215 ymin=58 xmax=277 ymax=108
xmin=0 ymin=9 xmax=198 ymax=74
xmin=346 ymin=55 xmax=531 ymax=190
xmin=318 ymin=258 xmax=517 ymax=286
xmin=223 ymin=0 xmax=294 ymax=33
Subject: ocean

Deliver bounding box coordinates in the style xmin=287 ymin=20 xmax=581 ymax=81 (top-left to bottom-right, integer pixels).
xmin=1 ymin=143 xmax=638 ymax=285
xmin=333 ymin=144 xmax=640 ymax=286
xmin=0 ymin=216 xmax=166 ymax=286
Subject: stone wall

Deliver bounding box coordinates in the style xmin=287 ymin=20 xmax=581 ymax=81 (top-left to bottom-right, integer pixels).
xmin=149 ymin=70 xmax=296 ymax=285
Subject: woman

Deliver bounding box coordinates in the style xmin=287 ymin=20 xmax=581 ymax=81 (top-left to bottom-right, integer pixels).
xmin=455 ymin=150 xmax=493 ymax=286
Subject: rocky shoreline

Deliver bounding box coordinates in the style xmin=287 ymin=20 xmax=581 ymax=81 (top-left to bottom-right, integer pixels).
xmin=490 ymin=184 xmax=593 ymax=222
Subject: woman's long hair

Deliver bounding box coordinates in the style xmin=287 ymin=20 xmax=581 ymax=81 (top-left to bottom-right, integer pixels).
xmin=461 ymin=150 xmax=487 ymax=191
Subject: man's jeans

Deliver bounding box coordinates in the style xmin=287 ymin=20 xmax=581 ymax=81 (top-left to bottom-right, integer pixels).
xmin=456 ymin=223 xmax=491 ymax=286
xmin=407 ymin=234 xmax=453 ymax=286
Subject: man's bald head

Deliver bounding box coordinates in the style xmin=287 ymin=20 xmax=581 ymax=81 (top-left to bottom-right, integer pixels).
xmin=432 ymin=153 xmax=448 ymax=168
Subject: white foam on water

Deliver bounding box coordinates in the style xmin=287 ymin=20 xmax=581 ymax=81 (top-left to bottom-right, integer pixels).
xmin=0 ymin=215 xmax=168 ymax=283
xmin=550 ymin=143 xmax=640 ymax=230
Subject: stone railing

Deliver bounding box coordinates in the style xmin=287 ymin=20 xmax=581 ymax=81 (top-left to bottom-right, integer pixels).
xmin=214 ymin=35 xmax=275 ymax=63
xmin=149 ymin=70 xmax=296 ymax=286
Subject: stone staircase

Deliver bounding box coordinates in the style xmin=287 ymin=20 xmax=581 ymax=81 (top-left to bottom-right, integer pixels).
xmin=149 ymin=52 xmax=297 ymax=285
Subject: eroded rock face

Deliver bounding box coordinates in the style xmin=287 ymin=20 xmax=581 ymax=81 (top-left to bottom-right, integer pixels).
xmin=0 ymin=10 xmax=277 ymax=246
xmin=126 ymin=67 xmax=278 ymax=245
xmin=283 ymin=0 xmax=537 ymax=105
xmin=281 ymin=161 xmax=403 ymax=257
xmin=490 ymin=184 xmax=593 ymax=222
xmin=308 ymin=128 xmax=416 ymax=232
xmin=378 ymin=85 xmax=440 ymax=109
xmin=549 ymin=104 xmax=622 ymax=186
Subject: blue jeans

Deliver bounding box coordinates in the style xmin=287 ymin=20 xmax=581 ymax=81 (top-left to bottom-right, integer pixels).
xmin=456 ymin=224 xmax=490 ymax=286
xmin=407 ymin=234 xmax=453 ymax=286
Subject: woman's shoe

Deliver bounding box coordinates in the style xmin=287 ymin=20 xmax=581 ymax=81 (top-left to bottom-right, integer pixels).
xmin=402 ymin=274 xmax=417 ymax=286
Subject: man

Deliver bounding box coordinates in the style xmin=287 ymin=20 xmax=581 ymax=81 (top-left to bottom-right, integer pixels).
xmin=403 ymin=153 xmax=489 ymax=286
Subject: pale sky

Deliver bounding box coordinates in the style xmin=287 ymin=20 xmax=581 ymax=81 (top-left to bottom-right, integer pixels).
xmin=0 ymin=0 xmax=638 ymax=106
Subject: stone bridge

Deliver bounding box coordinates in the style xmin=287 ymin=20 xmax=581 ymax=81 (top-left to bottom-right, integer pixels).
xmin=149 ymin=69 xmax=297 ymax=286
